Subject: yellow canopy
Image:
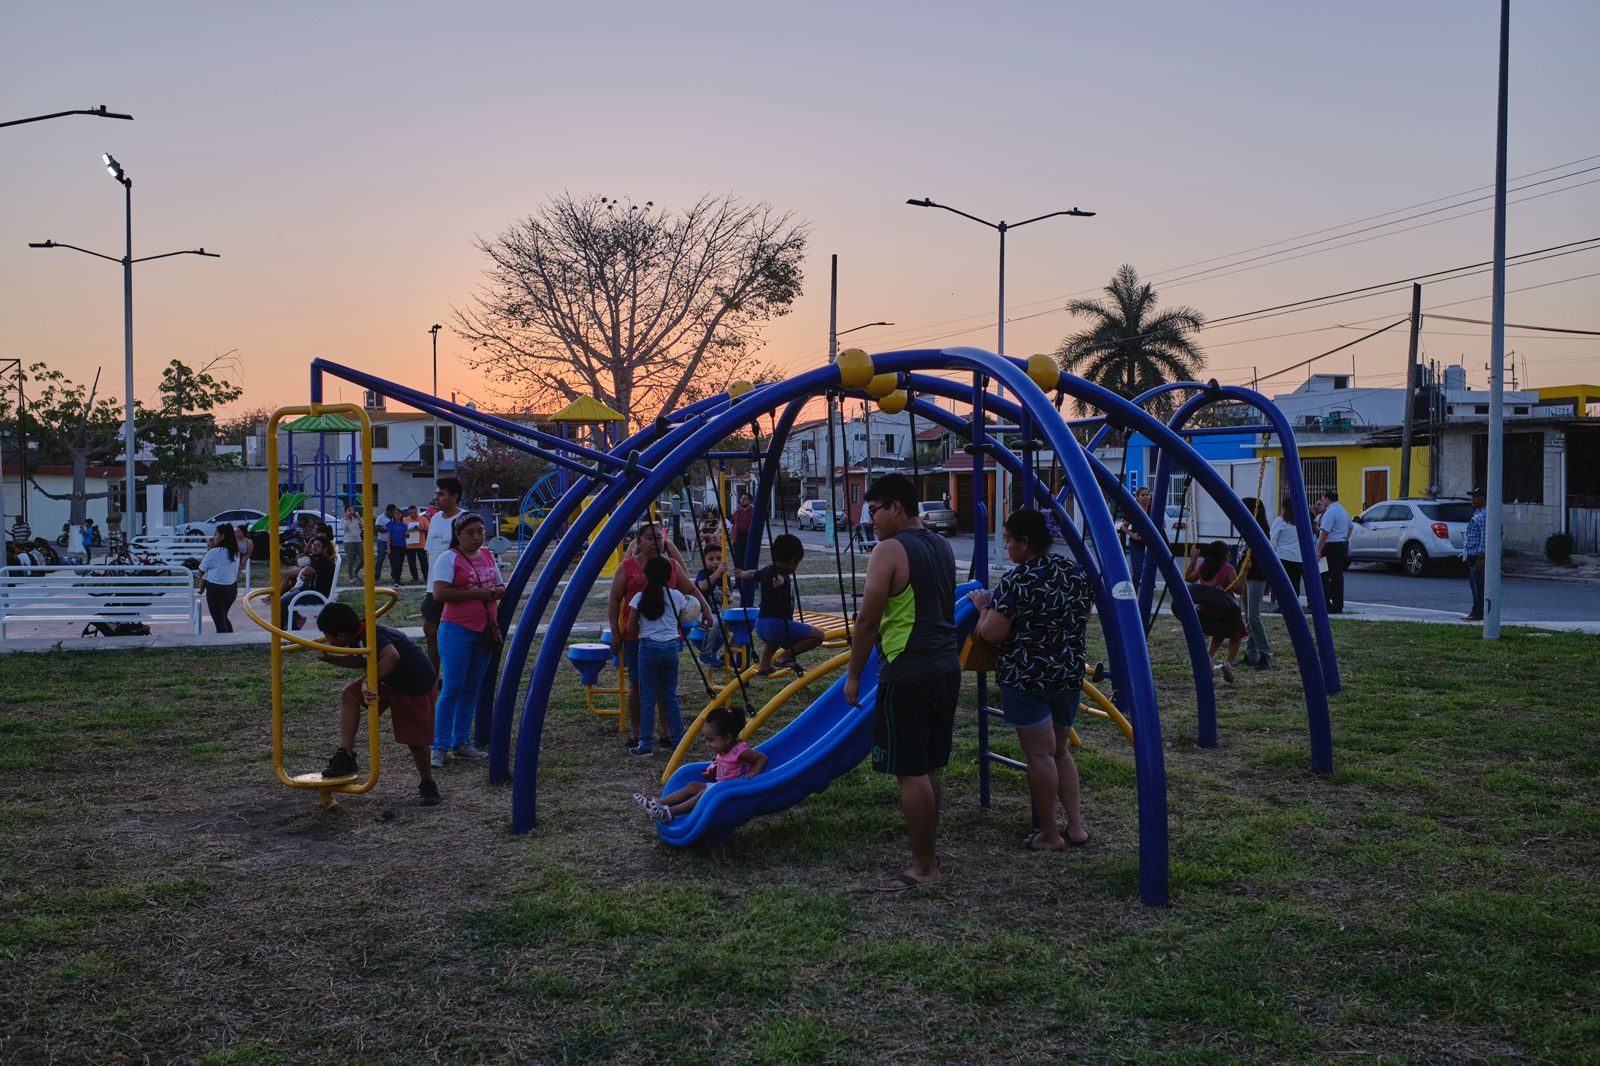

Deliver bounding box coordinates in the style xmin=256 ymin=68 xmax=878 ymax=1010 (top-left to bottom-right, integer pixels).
xmin=550 ymin=396 xmax=625 ymax=422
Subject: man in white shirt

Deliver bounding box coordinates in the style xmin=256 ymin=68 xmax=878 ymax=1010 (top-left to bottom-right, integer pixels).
xmin=1314 ymin=489 xmax=1352 ymax=614
xmin=421 ymin=476 xmax=464 ymax=673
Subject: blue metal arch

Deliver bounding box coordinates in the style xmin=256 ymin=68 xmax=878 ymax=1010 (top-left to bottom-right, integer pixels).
xmin=896 ymin=379 xmax=1219 ymax=749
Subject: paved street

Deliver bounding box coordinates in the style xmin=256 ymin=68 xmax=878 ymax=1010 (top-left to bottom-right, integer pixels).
xmin=783 ymin=527 xmax=1600 ymax=630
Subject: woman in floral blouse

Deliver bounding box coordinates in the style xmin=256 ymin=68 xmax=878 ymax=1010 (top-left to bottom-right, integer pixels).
xmin=966 ymin=507 xmax=1094 ymax=850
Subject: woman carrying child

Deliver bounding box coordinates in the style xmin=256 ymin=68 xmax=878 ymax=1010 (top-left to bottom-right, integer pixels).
xmin=633 ymin=707 xmax=768 ymax=824
xmin=626 ymin=555 xmax=694 ymax=757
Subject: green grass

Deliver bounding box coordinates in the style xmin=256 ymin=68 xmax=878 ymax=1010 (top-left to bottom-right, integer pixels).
xmin=0 ymin=618 xmax=1597 ymax=1062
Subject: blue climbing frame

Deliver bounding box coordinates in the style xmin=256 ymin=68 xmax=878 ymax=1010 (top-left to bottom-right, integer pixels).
xmin=308 ymin=349 xmax=1338 ymax=908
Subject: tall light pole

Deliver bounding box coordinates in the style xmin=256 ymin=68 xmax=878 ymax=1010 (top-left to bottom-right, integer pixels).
xmin=29 ymin=154 xmax=219 ymax=535
xmin=906 ymin=196 xmax=1094 ymax=557
xmin=429 ymin=324 xmax=443 ymax=474
xmin=1484 ymin=0 xmax=1511 ymax=640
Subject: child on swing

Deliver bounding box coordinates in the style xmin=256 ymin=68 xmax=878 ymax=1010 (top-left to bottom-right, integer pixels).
xmin=729 ymin=532 xmax=824 ymax=676
xmin=632 ymin=707 xmax=768 ymax=823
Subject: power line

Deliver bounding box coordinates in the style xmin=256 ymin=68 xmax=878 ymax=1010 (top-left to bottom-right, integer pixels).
xmin=809 ymin=153 xmax=1600 ymax=357
xmin=1256 ymin=318 xmax=1410 ymax=384
xmin=1423 ymin=313 xmax=1600 ymax=336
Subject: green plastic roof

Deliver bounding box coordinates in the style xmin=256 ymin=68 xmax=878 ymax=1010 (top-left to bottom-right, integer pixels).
xmin=282 ymin=412 xmax=363 ymax=433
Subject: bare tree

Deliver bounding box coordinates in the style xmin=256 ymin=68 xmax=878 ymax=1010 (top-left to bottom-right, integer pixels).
xmin=456 ymin=194 xmax=808 ymax=434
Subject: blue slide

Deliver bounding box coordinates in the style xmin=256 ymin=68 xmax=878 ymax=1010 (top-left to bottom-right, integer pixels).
xmin=657 ymin=582 xmax=979 ymax=846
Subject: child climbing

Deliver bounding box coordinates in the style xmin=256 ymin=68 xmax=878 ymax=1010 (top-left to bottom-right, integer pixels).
xmin=632 ymin=707 xmax=768 ymax=823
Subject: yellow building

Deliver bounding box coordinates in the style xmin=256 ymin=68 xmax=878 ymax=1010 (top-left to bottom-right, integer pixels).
xmin=1257 ymin=441 xmax=1432 ymax=512
xmin=1535 ymin=383 xmax=1599 ymax=418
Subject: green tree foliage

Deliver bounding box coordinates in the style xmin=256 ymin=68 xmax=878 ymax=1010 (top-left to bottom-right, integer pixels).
xmin=454 ymin=435 xmax=549 ymax=506
xmin=0 ymin=356 xmax=242 ymax=524
xmin=1053 ymin=264 xmax=1206 ymax=423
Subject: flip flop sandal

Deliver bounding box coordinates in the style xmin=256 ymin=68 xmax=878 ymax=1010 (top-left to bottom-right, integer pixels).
xmin=877 ymin=872 xmax=934 ymax=893
xmin=1021 ymin=831 xmax=1067 ymax=852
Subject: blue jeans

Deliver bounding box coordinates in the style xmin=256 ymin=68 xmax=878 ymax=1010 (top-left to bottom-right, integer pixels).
xmin=700 ymin=619 xmax=725 ymax=662
xmin=1466 ymin=560 xmax=1484 ymax=617
xmin=637 ymin=638 xmax=685 ymax=749
xmin=435 ymin=620 xmax=492 ymax=751
xmin=1128 ymin=541 xmax=1146 ymax=587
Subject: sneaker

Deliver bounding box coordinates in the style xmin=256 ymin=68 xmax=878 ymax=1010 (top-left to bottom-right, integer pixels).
xmin=632 ymin=792 xmax=663 ymax=818
xmin=419 ymin=778 xmax=442 ymax=806
xmin=321 ymin=748 xmax=357 ymax=779
xmin=656 ymin=805 xmax=674 ymax=825
xmin=1252 ymin=658 xmax=1272 ymax=672
xmin=1220 ymin=662 xmax=1236 ymax=684
xmin=628 ymin=742 xmax=654 ymax=757
xmin=429 ymin=749 xmax=446 ymax=769
xmin=453 ymin=743 xmax=489 ymax=761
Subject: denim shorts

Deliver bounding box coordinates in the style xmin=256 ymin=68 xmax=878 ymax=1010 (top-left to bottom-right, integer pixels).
xmin=754 ymin=618 xmax=816 ymax=647
xmin=998 ymin=687 xmax=1081 ymax=731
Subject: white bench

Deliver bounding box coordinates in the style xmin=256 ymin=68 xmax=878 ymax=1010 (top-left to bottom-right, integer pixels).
xmin=130 ymin=534 xmax=212 ymax=568
xmin=280 ymin=562 xmax=344 ymax=632
xmin=0 ymin=564 xmax=200 ymax=639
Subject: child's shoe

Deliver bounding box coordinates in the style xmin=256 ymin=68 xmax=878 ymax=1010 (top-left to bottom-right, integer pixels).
xmin=419 ymin=778 xmax=442 ymax=806
xmin=429 ymin=749 xmax=447 ymax=769
xmin=453 ymin=743 xmax=490 ymax=761
xmin=628 ymin=741 xmax=654 ymax=757
xmin=632 ymin=792 xmax=663 ymax=818
xmin=321 ymin=748 xmax=357 ymax=779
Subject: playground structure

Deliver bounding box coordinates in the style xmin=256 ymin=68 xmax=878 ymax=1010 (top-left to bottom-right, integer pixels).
xmin=305 ymin=348 xmax=1340 ymax=907
xmin=242 ymin=404 xmax=400 ymax=808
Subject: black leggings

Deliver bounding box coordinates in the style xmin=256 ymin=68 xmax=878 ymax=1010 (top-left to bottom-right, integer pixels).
xmin=204 ymin=581 xmax=237 ymax=633
xmin=1283 ymin=560 xmax=1303 ymax=597
xmin=390 ymin=546 xmax=406 ymax=583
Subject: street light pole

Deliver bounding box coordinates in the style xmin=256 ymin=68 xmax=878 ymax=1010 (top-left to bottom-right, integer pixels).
xmin=429 ymin=324 xmax=442 ymax=474
xmin=118 ymin=162 xmax=136 ymax=534
xmin=28 ymin=153 xmax=219 ymax=537
xmin=1484 ymin=0 xmax=1511 ymax=640
xmin=906 ymin=197 xmax=1094 ymax=557
xmin=0 ymin=105 xmax=133 ymax=130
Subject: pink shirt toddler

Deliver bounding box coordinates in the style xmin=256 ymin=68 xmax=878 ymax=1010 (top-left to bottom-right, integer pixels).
xmin=712 ymin=740 xmax=754 ymax=782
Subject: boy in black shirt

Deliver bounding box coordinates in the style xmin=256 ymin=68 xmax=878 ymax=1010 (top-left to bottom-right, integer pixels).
xmin=314 ymin=602 xmax=442 ymax=806
xmin=731 ymin=533 xmax=823 ymax=676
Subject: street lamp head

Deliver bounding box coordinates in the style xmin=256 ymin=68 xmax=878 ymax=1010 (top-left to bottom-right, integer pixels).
xmin=906 ymin=197 xmax=934 ymax=207
xmin=28 ymin=241 xmax=55 ymax=249
xmin=102 ymin=152 xmax=128 ymax=185
xmin=429 ymin=324 xmax=442 ymax=334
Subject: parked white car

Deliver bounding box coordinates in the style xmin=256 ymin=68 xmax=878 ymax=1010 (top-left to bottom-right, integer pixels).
xmin=1348 ymin=498 xmax=1474 ymax=577
xmin=178 ymin=508 xmax=267 ymax=537
xmin=796 ymin=500 xmax=845 ymax=531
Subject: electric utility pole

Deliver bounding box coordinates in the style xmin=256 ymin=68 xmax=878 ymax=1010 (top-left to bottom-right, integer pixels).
xmin=1399 ymin=283 xmax=1422 ymax=497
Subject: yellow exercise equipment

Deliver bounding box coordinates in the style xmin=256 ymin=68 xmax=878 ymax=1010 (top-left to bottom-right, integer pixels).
xmin=244 ymin=403 xmax=393 ymax=809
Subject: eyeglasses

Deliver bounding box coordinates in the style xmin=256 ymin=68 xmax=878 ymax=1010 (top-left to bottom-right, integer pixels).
xmin=866 ymin=504 xmax=883 ymax=518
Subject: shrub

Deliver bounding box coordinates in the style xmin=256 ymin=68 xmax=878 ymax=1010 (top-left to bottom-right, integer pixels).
xmin=1545 ymin=531 xmax=1575 ymax=565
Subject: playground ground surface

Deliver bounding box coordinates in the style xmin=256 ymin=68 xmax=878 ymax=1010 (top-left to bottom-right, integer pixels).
xmin=2 ymin=618 xmax=1597 ymax=1063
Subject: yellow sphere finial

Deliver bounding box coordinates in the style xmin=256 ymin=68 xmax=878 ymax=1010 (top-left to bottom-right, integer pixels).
xmin=866 ymin=372 xmax=898 ymax=399
xmin=835 ymin=348 xmax=874 ymax=389
xmin=728 ymin=380 xmax=754 ymax=400
xmin=1027 ymin=354 xmax=1061 ymax=393
xmin=877 ymin=389 xmax=909 ymax=415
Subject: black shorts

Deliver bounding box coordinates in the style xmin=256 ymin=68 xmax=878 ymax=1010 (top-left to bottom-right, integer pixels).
xmin=420 ymin=592 xmax=444 ymax=626
xmin=872 ymin=669 xmax=960 ymax=777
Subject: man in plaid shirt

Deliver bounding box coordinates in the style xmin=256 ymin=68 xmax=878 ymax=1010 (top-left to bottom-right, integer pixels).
xmin=1459 ymin=487 xmax=1487 ymax=621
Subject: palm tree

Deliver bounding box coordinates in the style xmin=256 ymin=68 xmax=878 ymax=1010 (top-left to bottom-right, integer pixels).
xmin=1054 ymin=264 xmax=1205 ymax=422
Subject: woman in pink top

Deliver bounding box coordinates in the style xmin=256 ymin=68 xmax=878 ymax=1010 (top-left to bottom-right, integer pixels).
xmin=632 ymin=707 xmax=767 ymax=824
xmin=1184 ymin=539 xmax=1246 ymax=683
xmin=428 ymin=512 xmax=505 ymax=766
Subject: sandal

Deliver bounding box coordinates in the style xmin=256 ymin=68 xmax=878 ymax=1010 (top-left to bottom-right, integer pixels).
xmin=877 ymin=871 xmax=939 ymax=893
xmin=1021 ymin=831 xmax=1068 ymax=852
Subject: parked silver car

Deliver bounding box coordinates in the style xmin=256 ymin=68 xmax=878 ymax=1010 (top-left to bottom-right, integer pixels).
xmin=1348 ymin=498 xmax=1474 ymax=577
xmin=796 ymin=500 xmax=845 ymax=531
xmin=917 ymin=500 xmax=956 ymax=534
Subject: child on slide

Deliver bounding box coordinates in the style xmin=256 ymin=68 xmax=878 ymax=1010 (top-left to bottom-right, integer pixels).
xmin=633 ymin=708 xmax=768 ymax=824
xmin=729 ymin=533 xmax=824 ymax=676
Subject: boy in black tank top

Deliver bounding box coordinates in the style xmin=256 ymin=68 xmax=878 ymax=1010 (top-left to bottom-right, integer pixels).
xmin=844 ymin=474 xmax=960 ymax=892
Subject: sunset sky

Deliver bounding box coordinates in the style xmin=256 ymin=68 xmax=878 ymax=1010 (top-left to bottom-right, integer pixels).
xmin=5 ymin=1 xmax=1597 ymax=423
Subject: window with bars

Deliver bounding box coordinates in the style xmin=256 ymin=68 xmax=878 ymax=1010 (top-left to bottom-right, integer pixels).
xmin=1301 ymin=457 xmax=1338 ymax=503
xmin=851 ymin=484 xmax=862 ymax=503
